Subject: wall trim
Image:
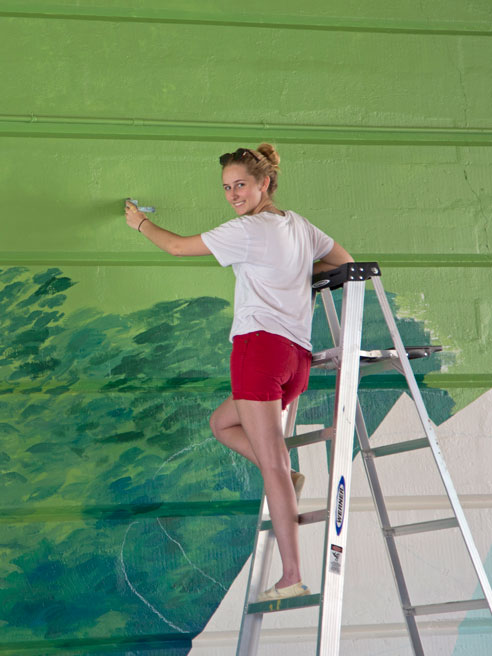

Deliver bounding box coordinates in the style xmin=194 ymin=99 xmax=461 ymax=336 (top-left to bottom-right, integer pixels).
xmin=1 ymin=3 xmax=492 ymax=36
xmin=1 ymin=494 xmax=490 ymax=524
xmin=1 ymin=374 xmax=491 ymax=396
xmin=0 ymin=633 xmax=196 ymax=654
xmin=193 ymin=618 xmax=492 ymax=648
xmin=1 ymin=114 xmax=492 ymax=146
xmin=1 ymin=252 xmax=491 ymax=268
xmin=0 ymin=499 xmax=261 ymax=524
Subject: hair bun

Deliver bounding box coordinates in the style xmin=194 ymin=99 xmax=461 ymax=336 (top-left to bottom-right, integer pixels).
xmin=257 ymin=143 xmax=280 ymax=169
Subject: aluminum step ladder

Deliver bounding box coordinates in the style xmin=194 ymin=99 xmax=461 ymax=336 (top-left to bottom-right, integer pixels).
xmin=236 ymin=261 xmax=492 ymax=656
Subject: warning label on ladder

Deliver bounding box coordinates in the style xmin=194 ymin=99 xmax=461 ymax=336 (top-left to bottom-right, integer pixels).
xmin=329 ymin=544 xmax=343 ymax=574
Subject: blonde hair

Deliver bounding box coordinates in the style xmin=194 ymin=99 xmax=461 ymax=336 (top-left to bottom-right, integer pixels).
xmin=219 ymin=143 xmax=280 ymax=197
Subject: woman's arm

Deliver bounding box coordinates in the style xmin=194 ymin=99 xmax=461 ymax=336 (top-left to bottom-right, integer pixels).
xmin=313 ymin=241 xmax=354 ymax=274
xmin=125 ymin=201 xmax=211 ymax=257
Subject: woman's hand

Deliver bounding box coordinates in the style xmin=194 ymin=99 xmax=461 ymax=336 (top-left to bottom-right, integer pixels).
xmin=123 ymin=200 xmax=211 ymax=256
xmin=125 ymin=200 xmax=149 ymax=231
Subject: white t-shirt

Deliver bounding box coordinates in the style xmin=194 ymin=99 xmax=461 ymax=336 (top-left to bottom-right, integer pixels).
xmin=201 ymin=210 xmax=334 ymax=350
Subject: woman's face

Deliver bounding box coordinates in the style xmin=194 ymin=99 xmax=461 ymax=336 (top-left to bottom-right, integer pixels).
xmin=222 ymin=163 xmax=268 ymax=216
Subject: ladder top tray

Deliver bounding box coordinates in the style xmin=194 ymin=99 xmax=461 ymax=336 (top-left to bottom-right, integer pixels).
xmin=312 ymin=345 xmax=442 ymax=370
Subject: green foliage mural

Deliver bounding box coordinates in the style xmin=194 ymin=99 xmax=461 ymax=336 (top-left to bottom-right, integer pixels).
xmin=0 ymin=267 xmax=453 ymax=655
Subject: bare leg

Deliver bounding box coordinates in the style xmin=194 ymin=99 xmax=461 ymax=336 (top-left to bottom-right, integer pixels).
xmin=210 ymin=396 xmax=260 ymax=467
xmin=234 ymin=398 xmax=301 ymax=588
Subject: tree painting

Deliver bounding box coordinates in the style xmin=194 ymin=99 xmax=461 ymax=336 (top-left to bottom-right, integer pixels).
xmin=0 ymin=267 xmax=452 ymax=655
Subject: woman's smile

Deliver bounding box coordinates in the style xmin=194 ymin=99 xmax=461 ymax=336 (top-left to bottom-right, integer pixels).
xmin=222 ymin=163 xmax=265 ymax=215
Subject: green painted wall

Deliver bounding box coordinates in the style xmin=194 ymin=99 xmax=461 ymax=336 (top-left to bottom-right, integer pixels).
xmin=1 ymin=2 xmax=491 ymax=654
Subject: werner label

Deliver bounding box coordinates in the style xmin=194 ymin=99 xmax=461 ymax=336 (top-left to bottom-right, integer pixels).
xmin=335 ymin=475 xmax=346 ymax=536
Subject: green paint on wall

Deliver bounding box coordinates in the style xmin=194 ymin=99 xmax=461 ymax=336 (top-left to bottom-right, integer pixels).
xmin=0 ymin=267 xmax=260 ymax=651
xmin=2 ymin=2 xmax=492 ymax=651
xmin=1 ymin=135 xmax=491 ymax=412
xmin=0 ymin=267 xmax=453 ymax=653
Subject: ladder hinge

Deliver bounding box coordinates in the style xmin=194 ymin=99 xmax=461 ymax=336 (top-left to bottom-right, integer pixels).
xmin=312 ymin=261 xmax=381 ymax=291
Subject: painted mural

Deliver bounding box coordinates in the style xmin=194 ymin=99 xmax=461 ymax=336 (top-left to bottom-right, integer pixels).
xmin=2 ymin=3 xmax=492 ymax=653
xmin=0 ymin=266 xmax=456 ymax=655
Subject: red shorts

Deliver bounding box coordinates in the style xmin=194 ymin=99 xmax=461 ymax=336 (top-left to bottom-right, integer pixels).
xmin=230 ymin=331 xmax=312 ymax=409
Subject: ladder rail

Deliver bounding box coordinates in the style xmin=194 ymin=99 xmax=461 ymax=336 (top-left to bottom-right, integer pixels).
xmin=317 ymin=281 xmax=366 ymax=656
xmin=356 ymin=401 xmax=426 ymax=655
xmin=236 ymin=495 xmax=276 ymax=656
xmin=322 ymin=287 xmax=425 ymax=656
xmin=236 ymin=398 xmax=300 ymax=656
xmin=372 ymin=275 xmax=492 ymax=611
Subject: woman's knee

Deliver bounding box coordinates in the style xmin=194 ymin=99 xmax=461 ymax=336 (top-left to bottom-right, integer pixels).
xmin=209 ymin=408 xmax=221 ymax=437
xmin=210 ymin=397 xmax=238 ymax=438
xmin=209 ymin=405 xmax=231 ymax=439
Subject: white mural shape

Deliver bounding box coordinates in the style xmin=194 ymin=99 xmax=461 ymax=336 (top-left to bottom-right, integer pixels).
xmin=191 ymin=390 xmax=492 ymax=655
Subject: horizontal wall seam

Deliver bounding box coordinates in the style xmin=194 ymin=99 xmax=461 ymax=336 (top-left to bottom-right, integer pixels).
xmin=1 ymin=375 xmax=491 ymax=396
xmin=1 ymin=252 xmax=492 ymax=267
xmin=1 ymin=4 xmax=492 ymax=36
xmin=0 ymin=632 xmax=197 ymax=654
xmin=1 ymin=115 xmax=492 ymax=145
xmin=1 ymin=620 xmax=491 ymax=655
xmin=0 ymin=495 xmax=489 ymax=524
xmin=195 ymin=618 xmax=492 ymax=646
xmin=0 ymin=500 xmax=261 ymax=523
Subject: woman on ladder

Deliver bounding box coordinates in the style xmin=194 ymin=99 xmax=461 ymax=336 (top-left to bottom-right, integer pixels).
xmin=125 ymin=144 xmax=353 ymax=600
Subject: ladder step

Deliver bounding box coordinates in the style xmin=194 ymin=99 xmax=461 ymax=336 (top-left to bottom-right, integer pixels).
xmin=261 ymin=509 xmax=328 ymax=531
xmin=312 ymin=346 xmax=442 ymax=372
xmin=262 ymin=513 xmax=459 ymax=534
xmin=368 ymin=437 xmax=430 ymax=458
xmin=247 ymin=593 xmax=320 ymax=615
xmin=285 ymin=426 xmax=334 ymax=449
xmin=406 ymin=598 xmax=489 ymax=617
xmin=311 ymin=347 xmax=339 ymax=369
xmin=299 ymin=509 xmax=329 ymax=526
xmin=384 ymin=517 xmax=459 ymax=537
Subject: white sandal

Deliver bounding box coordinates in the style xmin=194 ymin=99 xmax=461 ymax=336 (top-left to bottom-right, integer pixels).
xmin=258 ymin=580 xmax=311 ymax=602
xmin=291 ymin=470 xmax=305 ymax=502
